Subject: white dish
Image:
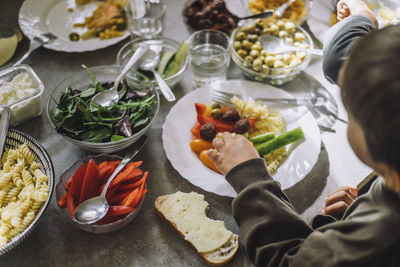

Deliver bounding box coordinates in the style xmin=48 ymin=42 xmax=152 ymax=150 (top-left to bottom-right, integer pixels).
xmin=308 ymin=0 xmax=400 ymax=43
xmin=162 ymin=80 xmax=321 ymax=197
xmin=18 ymin=0 xmax=130 ymax=52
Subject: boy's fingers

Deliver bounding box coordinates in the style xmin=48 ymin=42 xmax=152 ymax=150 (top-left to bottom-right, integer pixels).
xmin=324 ymin=201 xmax=349 ymax=219
xmin=221 ymin=132 xmax=234 ymax=144
xmin=207 ymin=149 xmax=219 ymax=162
xmin=327 ymin=186 xmax=357 ymax=199
xmin=325 ymin=190 xmax=355 ymax=207
xmin=212 ymin=137 xmax=224 ymax=150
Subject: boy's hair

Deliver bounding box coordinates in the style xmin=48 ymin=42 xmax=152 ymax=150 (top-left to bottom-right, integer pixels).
xmin=339 ymin=24 xmax=400 ymax=173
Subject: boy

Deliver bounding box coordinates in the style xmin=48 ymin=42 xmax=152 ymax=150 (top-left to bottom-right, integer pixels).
xmin=207 ymin=1 xmax=400 ymax=266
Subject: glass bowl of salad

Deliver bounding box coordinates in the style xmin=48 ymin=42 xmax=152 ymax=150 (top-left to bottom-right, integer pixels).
xmin=47 ymin=65 xmax=159 ymax=153
xmin=116 ymin=37 xmax=189 ymax=89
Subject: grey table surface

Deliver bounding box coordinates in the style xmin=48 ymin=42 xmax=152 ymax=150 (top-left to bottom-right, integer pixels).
xmin=0 ymin=0 xmax=370 ymax=266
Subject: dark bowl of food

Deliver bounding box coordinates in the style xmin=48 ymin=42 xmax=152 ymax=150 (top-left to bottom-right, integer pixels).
xmin=47 ymin=65 xmax=159 ymax=153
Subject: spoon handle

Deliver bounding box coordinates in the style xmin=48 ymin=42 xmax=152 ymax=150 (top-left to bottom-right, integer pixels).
xmin=152 ymin=70 xmax=176 ymax=102
xmin=240 ymin=10 xmax=274 ymax=20
xmin=0 ymin=106 xmax=10 ymax=154
xmin=100 ymin=135 xmax=147 ymax=198
xmin=112 ymin=43 xmax=149 ymax=92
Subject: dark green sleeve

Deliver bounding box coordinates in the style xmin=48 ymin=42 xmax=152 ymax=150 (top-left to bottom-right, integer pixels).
xmin=226 ymin=159 xmax=399 ymax=267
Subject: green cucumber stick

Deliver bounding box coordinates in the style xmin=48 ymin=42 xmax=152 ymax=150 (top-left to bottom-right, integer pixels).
xmin=250 ymin=132 xmax=275 ymax=144
xmin=164 ymin=40 xmax=189 ymax=78
xmin=255 ymin=127 xmax=305 ymax=156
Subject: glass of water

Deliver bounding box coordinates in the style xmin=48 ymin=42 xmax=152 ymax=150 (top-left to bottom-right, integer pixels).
xmin=189 ymin=30 xmax=230 ymax=88
xmin=129 ymin=3 xmax=167 ymax=38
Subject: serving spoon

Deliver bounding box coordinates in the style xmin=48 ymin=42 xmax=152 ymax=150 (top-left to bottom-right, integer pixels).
xmin=73 ymin=135 xmax=147 ymax=224
xmin=91 ymin=43 xmax=149 ymax=107
xmin=260 ymin=35 xmax=323 ymax=56
xmin=0 ymin=106 xmax=10 ymax=154
xmin=139 ymin=49 xmax=176 ymax=102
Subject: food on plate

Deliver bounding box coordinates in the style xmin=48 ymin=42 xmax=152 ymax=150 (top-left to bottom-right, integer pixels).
xmin=155 ymin=191 xmax=239 ymax=266
xmin=72 ymin=0 xmax=128 ymax=40
xmin=183 ymin=0 xmax=239 ymax=34
xmin=190 ymin=97 xmax=305 ymax=174
xmin=57 ymin=158 xmax=148 ymax=225
xmin=0 ymin=144 xmax=49 ymax=248
xmin=0 ymin=71 xmax=43 ymax=126
xmin=233 ymin=19 xmax=309 ymax=75
xmin=248 ymin=0 xmax=307 ymax=23
xmin=51 ymin=65 xmax=155 ymax=143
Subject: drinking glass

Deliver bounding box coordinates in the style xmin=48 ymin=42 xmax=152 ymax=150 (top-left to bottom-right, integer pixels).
xmin=189 ymin=30 xmax=230 ymax=88
xmin=129 ymin=3 xmax=167 ymax=38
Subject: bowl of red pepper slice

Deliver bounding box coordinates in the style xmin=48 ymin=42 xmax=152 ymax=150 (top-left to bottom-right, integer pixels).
xmin=56 ymin=154 xmax=148 ymax=233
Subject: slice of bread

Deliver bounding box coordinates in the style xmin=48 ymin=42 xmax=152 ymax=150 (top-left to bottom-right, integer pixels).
xmin=155 ymin=191 xmax=239 ymax=266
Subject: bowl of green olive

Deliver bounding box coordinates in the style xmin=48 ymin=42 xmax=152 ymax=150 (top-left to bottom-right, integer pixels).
xmin=230 ymin=18 xmax=313 ymax=85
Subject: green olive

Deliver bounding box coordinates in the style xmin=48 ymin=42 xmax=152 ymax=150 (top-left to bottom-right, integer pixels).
xmin=257 ymin=56 xmax=265 ymax=62
xmin=69 ymin=32 xmax=80 ymax=41
xmin=233 ymin=41 xmax=242 ymax=50
xmin=262 ymin=65 xmax=270 ymax=74
xmin=235 ymin=31 xmax=246 ymax=41
xmin=250 ymin=49 xmax=260 ymax=58
xmin=242 ymin=24 xmax=256 ymax=33
xmin=247 ymin=34 xmax=259 ymax=43
xmin=237 ymin=49 xmax=247 ymax=58
xmin=242 ymin=40 xmax=252 ymax=51
xmin=253 ymin=59 xmax=263 ymax=71
xmin=211 ymin=108 xmax=223 ymax=119
xmin=251 ymin=44 xmax=262 ymax=51
xmin=211 ymin=103 xmax=221 ymax=109
xmin=244 ymin=55 xmax=254 ymax=63
xmin=261 ymin=28 xmax=271 ymax=35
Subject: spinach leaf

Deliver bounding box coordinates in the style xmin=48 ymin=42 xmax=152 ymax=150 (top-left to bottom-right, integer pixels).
xmin=111 ymin=135 xmax=126 ymax=142
xmin=80 ymin=86 xmax=96 ymax=98
xmin=82 ymin=128 xmax=112 ymax=142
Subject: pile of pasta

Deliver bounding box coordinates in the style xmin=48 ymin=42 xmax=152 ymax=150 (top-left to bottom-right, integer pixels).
xmin=0 ymin=144 xmax=49 ymax=247
xmin=231 ymin=96 xmax=288 ymax=174
xmin=248 ymin=0 xmax=307 ymax=22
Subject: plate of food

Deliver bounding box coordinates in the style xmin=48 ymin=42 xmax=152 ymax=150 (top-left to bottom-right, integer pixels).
xmin=162 ymin=80 xmax=321 ymax=197
xmin=308 ymin=0 xmax=400 ymax=43
xmin=18 ymin=0 xmax=130 ymax=52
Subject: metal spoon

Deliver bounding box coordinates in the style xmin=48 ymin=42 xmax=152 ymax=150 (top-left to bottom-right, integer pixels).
xmin=0 ymin=107 xmax=10 ymax=154
xmin=260 ymin=35 xmax=323 ymax=56
xmin=91 ymin=43 xmax=149 ymax=107
xmin=139 ymin=49 xmax=176 ymax=102
xmin=73 ymin=135 xmax=147 ymax=225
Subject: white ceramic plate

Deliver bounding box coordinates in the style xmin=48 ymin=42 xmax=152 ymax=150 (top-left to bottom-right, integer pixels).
xmin=18 ymin=0 xmax=130 ymax=52
xmin=162 ymin=80 xmax=321 ymax=197
xmin=308 ymin=0 xmax=400 ymax=43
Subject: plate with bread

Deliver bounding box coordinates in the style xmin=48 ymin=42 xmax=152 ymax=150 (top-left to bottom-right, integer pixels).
xmin=162 ymin=80 xmax=321 ymax=197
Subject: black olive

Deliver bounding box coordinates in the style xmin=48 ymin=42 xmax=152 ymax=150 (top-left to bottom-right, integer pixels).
xmin=221 ymin=108 xmax=240 ymax=122
xmin=234 ymin=119 xmax=250 ymax=134
xmin=69 ymin=32 xmax=80 ymax=41
xmin=200 ymin=123 xmax=216 ymax=141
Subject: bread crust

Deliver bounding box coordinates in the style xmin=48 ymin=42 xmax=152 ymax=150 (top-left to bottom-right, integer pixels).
xmin=155 ymin=194 xmax=238 ymax=266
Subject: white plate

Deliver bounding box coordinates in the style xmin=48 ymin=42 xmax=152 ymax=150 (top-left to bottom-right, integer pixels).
xmin=18 ymin=0 xmax=130 ymax=52
xmin=162 ymin=80 xmax=321 ymax=197
xmin=309 ymin=0 xmax=400 ymax=43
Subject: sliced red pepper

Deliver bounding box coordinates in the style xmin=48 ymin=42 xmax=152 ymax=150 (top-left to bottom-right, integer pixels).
xmin=120 ymin=187 xmax=140 ymax=207
xmin=248 ymin=118 xmax=256 ymax=130
xmin=104 ymin=163 xmax=142 ymax=190
xmin=95 ymin=206 xmax=134 ymax=225
xmin=97 ymin=164 xmax=115 ymax=185
xmin=195 ymin=102 xmax=235 ymax=133
xmin=64 ymin=177 xmax=72 ymax=191
xmin=105 ymin=184 xmax=119 ymax=202
xmin=130 ymin=171 xmax=149 ymax=208
xmin=57 ymin=192 xmax=68 ymax=209
xmin=117 ymin=178 xmax=143 ymax=191
xmin=66 ymin=192 xmax=76 ymax=218
xmin=110 ymin=190 xmax=132 ymax=205
xmin=191 ymin=122 xmax=202 ymax=139
xmin=97 ymin=161 xmax=109 ymax=169
xmin=79 ymin=159 xmax=100 ymax=204
xmin=68 ymin=163 xmax=88 ymax=202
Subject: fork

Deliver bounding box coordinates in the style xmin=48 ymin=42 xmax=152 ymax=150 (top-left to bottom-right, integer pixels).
xmin=13 ymin=32 xmax=57 ymax=66
xmin=211 ymin=89 xmax=326 ymax=107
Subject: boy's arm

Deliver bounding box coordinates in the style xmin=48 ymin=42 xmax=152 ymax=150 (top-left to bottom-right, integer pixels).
xmin=323 ymin=15 xmax=376 ymax=84
xmin=226 ymin=159 xmax=397 ymax=267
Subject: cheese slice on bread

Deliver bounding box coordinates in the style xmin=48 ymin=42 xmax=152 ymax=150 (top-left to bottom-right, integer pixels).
xmin=155 ymin=191 xmax=239 ymax=266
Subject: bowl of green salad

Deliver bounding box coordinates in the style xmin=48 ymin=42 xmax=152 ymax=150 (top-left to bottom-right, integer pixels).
xmin=47 ymin=65 xmax=159 ymax=153
xmin=117 ymin=37 xmax=189 ymax=89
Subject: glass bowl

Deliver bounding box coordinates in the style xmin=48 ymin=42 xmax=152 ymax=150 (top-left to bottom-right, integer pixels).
xmin=116 ymin=37 xmax=188 ymax=89
xmin=230 ymin=20 xmax=313 ymax=85
xmin=0 ymin=64 xmax=44 ymax=126
xmin=0 ymin=129 xmax=55 ymax=255
xmin=47 ymin=65 xmax=159 ymax=153
xmin=55 ymin=154 xmax=146 ymax=234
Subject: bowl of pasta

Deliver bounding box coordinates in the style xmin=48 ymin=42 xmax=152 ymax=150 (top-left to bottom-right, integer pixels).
xmin=0 ymin=129 xmax=54 ymax=255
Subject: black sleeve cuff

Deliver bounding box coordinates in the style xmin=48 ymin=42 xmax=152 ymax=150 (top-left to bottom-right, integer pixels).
xmin=226 ymin=158 xmax=273 ymax=193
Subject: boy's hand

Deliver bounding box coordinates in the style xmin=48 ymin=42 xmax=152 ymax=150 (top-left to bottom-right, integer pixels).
xmin=207 ymin=132 xmax=259 ymax=176
xmin=323 ymin=186 xmax=358 ymax=219
xmin=337 ymin=0 xmax=378 ymax=27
